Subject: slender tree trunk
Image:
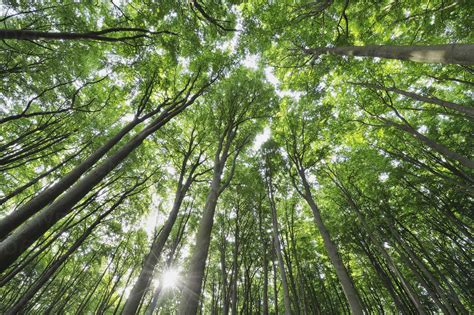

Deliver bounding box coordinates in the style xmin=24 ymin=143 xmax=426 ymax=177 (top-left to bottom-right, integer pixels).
xmin=265 ymin=172 xmax=292 ymax=315
xmin=178 ymin=123 xmax=239 ymax=314
xmin=122 ymin=144 xmax=199 ymax=314
xmin=0 ymin=144 xmax=84 ymax=206
xmin=220 ymin=224 xmax=230 ymax=315
xmin=304 ymin=44 xmax=474 ymax=65
xmin=388 ymin=223 xmax=459 ymax=314
xmin=360 ymin=237 xmax=412 ymax=313
xmin=230 ymin=214 xmax=239 ymax=315
xmin=177 ymin=170 xmax=222 ymax=314
xmin=0 ymin=119 xmax=139 ymax=238
xmin=355 ymin=82 xmax=474 ymax=118
xmin=113 ymin=264 xmax=137 ymax=315
xmin=272 ymin=254 xmax=279 ymax=315
xmin=297 ymin=169 xmax=364 ymax=315
xmin=258 ymin=200 xmax=269 ymax=315
xmin=0 ymin=91 xmax=204 ymax=272
xmin=331 ymin=174 xmax=427 ymax=314
xmin=386 ymin=120 xmax=474 ymax=169
xmin=0 ymin=28 xmax=173 ymax=42
xmin=75 ymin=240 xmax=125 ymax=315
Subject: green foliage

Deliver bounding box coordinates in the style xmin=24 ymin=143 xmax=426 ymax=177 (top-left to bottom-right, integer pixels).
xmin=0 ymin=1 xmax=472 ymax=314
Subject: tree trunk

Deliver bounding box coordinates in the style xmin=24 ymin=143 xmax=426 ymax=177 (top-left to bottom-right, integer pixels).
xmin=304 ymin=44 xmax=474 ymax=65
xmin=0 ymin=93 xmax=202 ymax=272
xmin=0 ymin=28 xmax=173 ymax=42
xmin=177 ymin=163 xmax=224 ymax=314
xmin=4 ymin=182 xmax=135 ymax=313
xmin=178 ymin=121 xmax=239 ymax=314
xmin=357 ymin=82 xmax=474 ymax=118
xmin=331 ymin=174 xmax=427 ymax=314
xmin=386 ymin=120 xmax=474 ymax=169
xmin=297 ymin=169 xmax=364 ymax=315
xmin=265 ymin=171 xmax=292 ymax=315
xmin=257 ymin=199 xmax=269 ymax=315
xmin=230 ymin=214 xmax=239 ymax=315
xmin=122 ymin=139 xmax=199 ymax=314
xmin=0 ymin=119 xmax=139 ymax=239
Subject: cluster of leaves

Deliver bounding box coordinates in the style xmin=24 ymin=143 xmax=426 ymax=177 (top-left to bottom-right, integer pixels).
xmin=0 ymin=0 xmax=472 ymax=314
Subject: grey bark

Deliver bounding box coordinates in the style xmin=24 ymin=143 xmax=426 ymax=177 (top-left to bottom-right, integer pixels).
xmin=297 ymin=169 xmax=364 ymax=315
xmin=0 ymin=82 xmax=210 ymax=272
xmin=177 ymin=157 xmax=226 ymax=314
xmin=0 ymin=119 xmax=138 ymax=239
xmin=0 ymin=28 xmax=175 ymax=42
xmin=264 ymin=170 xmax=292 ymax=315
xmin=0 ymin=74 xmax=160 ymax=238
xmin=178 ymin=122 xmax=240 ymax=314
xmin=355 ymin=82 xmax=474 ymax=118
xmin=304 ymin=44 xmax=474 ymax=65
xmin=122 ymin=136 xmax=202 ymax=314
xmin=385 ymin=120 xmax=474 ymax=169
xmin=330 ymin=173 xmax=427 ymax=314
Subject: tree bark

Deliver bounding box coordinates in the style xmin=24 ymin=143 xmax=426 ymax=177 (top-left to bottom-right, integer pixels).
xmin=0 ymin=86 xmax=207 ymax=272
xmin=177 ymin=166 xmax=224 ymax=314
xmin=264 ymin=168 xmax=292 ymax=315
xmin=356 ymin=82 xmax=474 ymax=118
xmin=385 ymin=120 xmax=474 ymax=169
xmin=257 ymin=198 xmax=269 ymax=315
xmin=178 ymin=122 xmax=239 ymax=314
xmin=0 ymin=28 xmax=174 ymax=42
xmin=297 ymin=169 xmax=364 ymax=315
xmin=0 ymin=119 xmax=138 ymax=239
xmin=330 ymin=173 xmax=427 ymax=314
xmin=122 ymin=137 xmax=200 ymax=314
xmin=304 ymin=44 xmax=474 ymax=65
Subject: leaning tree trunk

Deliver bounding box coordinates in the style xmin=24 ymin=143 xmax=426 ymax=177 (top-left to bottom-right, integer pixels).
xmin=5 ymin=190 xmax=132 ymax=314
xmin=297 ymin=169 xmax=364 ymax=315
xmin=354 ymin=82 xmax=474 ymax=118
xmin=178 ymin=126 xmax=237 ymax=314
xmin=385 ymin=119 xmax=474 ymax=169
xmin=0 ymin=90 xmax=205 ymax=272
xmin=0 ymin=28 xmax=173 ymax=42
xmin=122 ymin=145 xmax=199 ymax=314
xmin=0 ymin=76 xmax=161 ymax=239
xmin=177 ymin=164 xmax=224 ymax=314
xmin=304 ymin=44 xmax=474 ymax=65
xmin=331 ymin=174 xmax=427 ymax=314
xmin=265 ymin=171 xmax=292 ymax=315
xmin=0 ymin=118 xmax=139 ymax=239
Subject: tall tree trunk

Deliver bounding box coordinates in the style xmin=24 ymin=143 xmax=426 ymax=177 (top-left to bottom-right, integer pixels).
xmin=385 ymin=119 xmax=474 ymax=169
xmin=0 ymin=118 xmax=139 ymax=239
xmin=0 ymin=86 xmax=208 ymax=272
xmin=265 ymin=170 xmax=292 ymax=315
xmin=0 ymin=28 xmax=174 ymax=42
xmin=5 ymin=195 xmax=123 ymax=314
xmin=122 ymin=136 xmax=201 ymax=314
xmin=257 ymin=198 xmax=269 ymax=315
xmin=330 ymin=173 xmax=427 ymax=314
xmin=304 ymin=44 xmax=474 ymax=65
xmin=220 ymin=220 xmax=230 ymax=315
xmin=178 ymin=121 xmax=240 ymax=314
xmin=354 ymin=82 xmax=474 ymax=118
xmin=230 ymin=213 xmax=240 ymax=315
xmin=0 ymin=74 xmax=163 ymax=237
xmin=296 ymin=169 xmax=364 ymax=315
xmin=177 ymin=169 xmax=222 ymax=314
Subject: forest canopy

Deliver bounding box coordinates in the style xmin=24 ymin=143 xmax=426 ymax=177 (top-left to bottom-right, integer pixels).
xmin=0 ymin=1 xmax=473 ymax=314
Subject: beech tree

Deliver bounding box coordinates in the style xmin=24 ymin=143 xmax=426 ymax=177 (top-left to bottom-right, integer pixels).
xmin=1 ymin=1 xmax=472 ymax=314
